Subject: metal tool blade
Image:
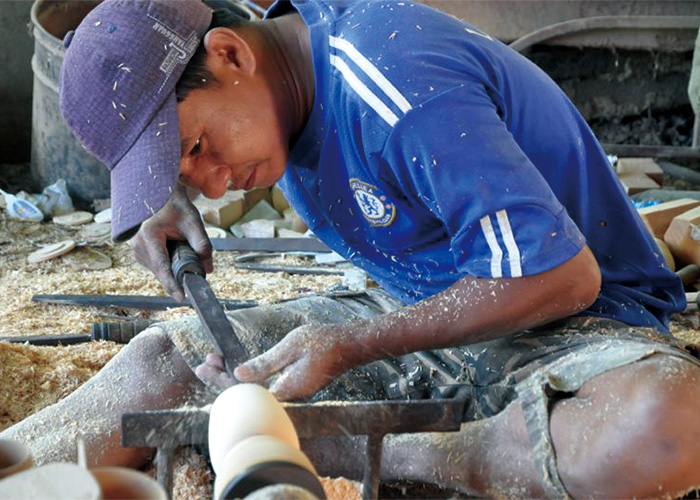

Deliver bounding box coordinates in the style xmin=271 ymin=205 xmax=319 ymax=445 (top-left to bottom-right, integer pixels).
xmin=182 ymin=273 xmax=249 ymax=377
xmin=233 ymin=263 xmax=345 ymax=275
xmin=211 ymin=237 xmax=331 ymax=253
xmin=31 ymin=293 xmax=258 ymax=311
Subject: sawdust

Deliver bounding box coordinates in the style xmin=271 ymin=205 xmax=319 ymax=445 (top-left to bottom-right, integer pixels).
xmin=0 ymin=207 xmax=341 ymax=339
xmin=2 ymin=209 xmax=700 ymax=497
xmin=0 ymin=340 xmax=121 ymax=432
xmin=141 ymin=446 xmax=361 ymax=500
xmin=669 ymin=310 xmax=700 ymax=344
xmin=320 ymin=475 xmax=362 ymax=500
xmin=145 ymin=447 xmax=214 ymax=500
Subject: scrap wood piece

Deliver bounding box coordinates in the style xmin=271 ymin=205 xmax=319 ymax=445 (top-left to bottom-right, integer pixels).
xmin=52 ymin=211 xmax=94 ymax=226
xmin=616 ymin=157 xmax=664 ymax=184
xmin=653 ymin=237 xmax=676 ymax=271
xmin=638 ymin=198 xmax=700 ymax=239
xmin=94 ymin=208 xmax=112 ymax=224
xmin=618 ymin=173 xmax=660 ymax=195
xmin=205 ymin=226 xmax=228 ymax=239
xmin=27 ymin=239 xmax=76 ymax=264
xmin=194 ymin=191 xmax=245 ymax=229
xmin=664 ymin=206 xmax=700 ymax=268
xmin=64 ymin=247 xmax=113 ymax=271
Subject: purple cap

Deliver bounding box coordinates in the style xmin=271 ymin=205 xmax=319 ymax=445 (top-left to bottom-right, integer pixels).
xmin=60 ymin=0 xmax=212 ymax=241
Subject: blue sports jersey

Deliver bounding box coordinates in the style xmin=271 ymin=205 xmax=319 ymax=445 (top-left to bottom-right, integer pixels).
xmin=267 ymin=0 xmax=685 ymax=332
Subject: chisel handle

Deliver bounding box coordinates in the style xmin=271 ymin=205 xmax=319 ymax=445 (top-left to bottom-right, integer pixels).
xmin=169 ymin=241 xmax=205 ymax=287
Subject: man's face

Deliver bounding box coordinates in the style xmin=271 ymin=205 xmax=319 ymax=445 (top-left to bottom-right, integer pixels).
xmin=176 ymin=79 xmax=288 ymax=199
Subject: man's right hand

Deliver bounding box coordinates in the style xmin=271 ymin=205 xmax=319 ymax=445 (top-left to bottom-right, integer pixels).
xmin=129 ymin=183 xmax=213 ymax=301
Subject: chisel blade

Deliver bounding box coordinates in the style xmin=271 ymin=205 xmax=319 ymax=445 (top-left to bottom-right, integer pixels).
xmin=182 ymin=273 xmax=249 ymax=378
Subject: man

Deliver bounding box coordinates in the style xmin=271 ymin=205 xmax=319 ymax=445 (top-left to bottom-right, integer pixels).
xmin=3 ymin=0 xmax=700 ymax=498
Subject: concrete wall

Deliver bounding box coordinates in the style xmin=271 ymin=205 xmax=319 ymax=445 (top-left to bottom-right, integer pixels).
xmin=423 ymin=1 xmax=700 ymax=44
xmin=0 ymin=0 xmax=698 ymax=165
xmin=0 ymin=1 xmax=34 ymax=164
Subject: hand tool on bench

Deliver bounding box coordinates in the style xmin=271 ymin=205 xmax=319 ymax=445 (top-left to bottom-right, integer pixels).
xmin=32 ymin=293 xmax=258 ymax=311
xmin=233 ymin=263 xmax=345 ymax=275
xmin=122 ymin=387 xmax=470 ymax=500
xmin=211 ymin=237 xmax=331 ymax=253
xmin=170 ymin=242 xmax=249 ymax=379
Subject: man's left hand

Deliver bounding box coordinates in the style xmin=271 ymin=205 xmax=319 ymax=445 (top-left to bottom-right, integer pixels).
xmin=196 ymin=324 xmax=352 ymax=401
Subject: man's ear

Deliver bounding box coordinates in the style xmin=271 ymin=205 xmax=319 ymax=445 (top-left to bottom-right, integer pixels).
xmin=203 ymin=27 xmax=256 ymax=76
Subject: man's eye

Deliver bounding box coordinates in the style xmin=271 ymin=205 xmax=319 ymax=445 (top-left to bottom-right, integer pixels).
xmin=190 ymin=138 xmax=201 ymax=156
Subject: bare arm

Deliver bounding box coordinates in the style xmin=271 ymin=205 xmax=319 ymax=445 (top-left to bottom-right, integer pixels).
xmin=339 ymin=245 xmax=601 ymax=367
xmin=234 ymin=245 xmax=602 ymax=399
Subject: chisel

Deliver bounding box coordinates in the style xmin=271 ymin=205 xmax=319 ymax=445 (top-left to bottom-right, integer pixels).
xmin=170 ymin=242 xmax=249 ymax=379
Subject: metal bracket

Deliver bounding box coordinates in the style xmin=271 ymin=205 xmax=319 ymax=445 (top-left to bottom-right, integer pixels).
xmin=122 ymin=391 xmax=469 ymax=499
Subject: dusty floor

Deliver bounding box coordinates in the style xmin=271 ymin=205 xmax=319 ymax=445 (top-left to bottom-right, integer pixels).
xmin=1 ymin=209 xmax=700 ymax=499
xmin=0 ymin=209 xmax=358 ymax=498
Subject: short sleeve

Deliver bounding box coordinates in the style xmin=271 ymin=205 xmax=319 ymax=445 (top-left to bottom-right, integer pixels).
xmin=381 ymin=83 xmax=586 ymax=279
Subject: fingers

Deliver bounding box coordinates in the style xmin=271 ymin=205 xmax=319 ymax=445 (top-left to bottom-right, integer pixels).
xmin=172 ymin=192 xmax=214 ymax=275
xmin=153 ymin=245 xmax=186 ymax=302
xmin=131 ymin=230 xmax=185 ymax=301
xmin=188 ymin=233 xmax=214 ymax=275
xmin=128 ymin=186 xmax=213 ymax=301
xmin=195 ymin=361 xmax=235 ymax=390
xmin=269 ymin=368 xmax=307 ymax=401
xmin=205 ymin=353 xmax=226 ymax=370
xmin=234 ymin=342 xmax=294 ymax=383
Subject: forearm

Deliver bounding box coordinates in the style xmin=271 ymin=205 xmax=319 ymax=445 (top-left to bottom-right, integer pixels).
xmin=340 ymin=246 xmax=601 ymax=368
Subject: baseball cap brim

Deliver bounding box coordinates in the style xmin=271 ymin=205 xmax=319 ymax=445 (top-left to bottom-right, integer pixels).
xmin=110 ymin=91 xmax=181 ymax=242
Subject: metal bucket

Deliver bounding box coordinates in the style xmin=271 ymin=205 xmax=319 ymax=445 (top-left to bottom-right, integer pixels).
xmin=29 ymin=0 xmax=257 ymax=209
xmin=30 ymin=0 xmax=108 ymax=208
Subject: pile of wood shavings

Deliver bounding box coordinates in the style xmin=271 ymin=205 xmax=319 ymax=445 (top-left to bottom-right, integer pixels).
xmin=0 ymin=211 xmax=343 ymax=337
xmin=3 ymin=211 xmax=700 ymax=499
xmin=0 ymin=340 xmax=121 ymax=432
xmin=145 ymin=447 xmax=361 ymax=500
xmin=670 ymin=310 xmax=700 ymax=344
xmin=0 ymin=211 xmax=349 ymax=498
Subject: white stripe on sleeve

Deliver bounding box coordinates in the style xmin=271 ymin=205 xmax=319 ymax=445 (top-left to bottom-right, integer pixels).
xmin=330 ymin=54 xmax=399 ymax=126
xmin=479 ymin=214 xmax=503 ymax=278
xmin=329 ymin=36 xmax=412 ymax=114
xmin=496 ymin=209 xmax=522 ymax=277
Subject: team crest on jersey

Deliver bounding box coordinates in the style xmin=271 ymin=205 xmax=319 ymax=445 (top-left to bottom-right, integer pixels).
xmin=350 ymin=178 xmax=396 ymax=227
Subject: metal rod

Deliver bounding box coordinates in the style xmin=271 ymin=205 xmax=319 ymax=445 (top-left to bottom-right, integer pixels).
xmin=602 ymin=144 xmax=700 ymax=159
xmin=0 ymin=333 xmax=92 ymax=346
xmin=234 ymin=263 xmax=344 ymax=275
xmin=31 ymin=293 xmax=258 ymax=311
xmin=362 ymin=435 xmax=384 ymax=500
xmin=509 ymin=15 xmax=700 ymax=53
xmin=155 ymin=445 xmax=175 ymax=498
xmin=211 ymin=237 xmax=331 ymax=253
xmin=121 ymin=397 xmax=466 ymax=448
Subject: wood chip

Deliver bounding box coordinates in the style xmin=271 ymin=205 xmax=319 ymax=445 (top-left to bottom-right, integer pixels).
xmin=63 ymin=247 xmax=113 ymax=271
xmin=205 ymin=227 xmax=228 ymax=239
xmin=81 ymin=223 xmax=112 ymax=241
xmin=52 ymin=212 xmax=94 ymax=227
xmin=27 ymin=240 xmax=76 ymax=264
xmin=93 ymin=209 xmax=112 ymax=224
